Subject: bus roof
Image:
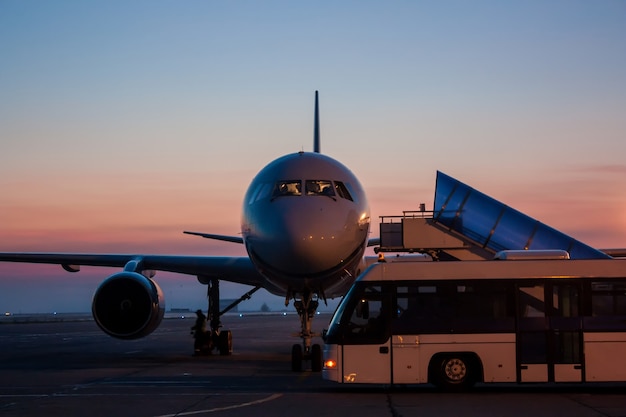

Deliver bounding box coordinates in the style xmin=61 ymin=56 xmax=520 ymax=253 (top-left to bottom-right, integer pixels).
xmin=359 ymin=258 xmax=626 ymax=282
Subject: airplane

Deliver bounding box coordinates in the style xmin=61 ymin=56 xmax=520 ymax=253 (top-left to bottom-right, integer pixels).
xmin=0 ymin=91 xmax=376 ymax=372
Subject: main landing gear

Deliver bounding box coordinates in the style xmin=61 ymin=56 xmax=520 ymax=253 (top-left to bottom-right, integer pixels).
xmin=200 ymin=279 xmax=323 ymax=372
xmin=291 ymin=291 xmax=323 ymax=372
xmin=199 ymin=278 xmax=260 ymax=356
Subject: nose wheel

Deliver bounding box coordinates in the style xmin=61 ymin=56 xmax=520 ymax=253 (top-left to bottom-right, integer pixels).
xmin=291 ymin=343 xmax=322 ymax=372
xmin=291 ymin=292 xmax=322 ymax=372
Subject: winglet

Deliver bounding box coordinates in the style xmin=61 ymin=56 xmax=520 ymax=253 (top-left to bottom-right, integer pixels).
xmin=313 ymin=90 xmax=320 ymax=153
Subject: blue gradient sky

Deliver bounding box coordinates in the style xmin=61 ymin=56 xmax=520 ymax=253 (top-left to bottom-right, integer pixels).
xmin=1 ymin=1 xmax=625 ymax=313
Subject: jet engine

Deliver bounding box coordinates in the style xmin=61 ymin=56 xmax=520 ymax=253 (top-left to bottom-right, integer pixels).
xmin=92 ymin=272 xmax=165 ymax=339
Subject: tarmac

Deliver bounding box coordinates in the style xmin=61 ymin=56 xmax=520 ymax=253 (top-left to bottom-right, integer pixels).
xmin=2 ymin=313 xmax=626 ymax=417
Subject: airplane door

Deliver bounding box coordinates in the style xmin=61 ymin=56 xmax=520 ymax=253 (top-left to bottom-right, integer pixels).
xmin=339 ymin=286 xmax=392 ymax=384
xmin=517 ymin=282 xmax=583 ymax=383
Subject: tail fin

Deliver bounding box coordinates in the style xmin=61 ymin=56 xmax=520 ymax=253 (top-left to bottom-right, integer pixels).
xmin=313 ymin=90 xmax=320 ymax=153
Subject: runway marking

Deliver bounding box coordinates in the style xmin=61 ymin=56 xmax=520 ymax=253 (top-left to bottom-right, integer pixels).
xmin=152 ymin=393 xmax=283 ymax=417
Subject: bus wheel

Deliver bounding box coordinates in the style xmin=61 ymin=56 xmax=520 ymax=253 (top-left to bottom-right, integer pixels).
xmin=291 ymin=344 xmax=303 ymax=372
xmin=310 ymin=344 xmax=322 ymax=372
xmin=437 ymin=356 xmax=473 ymax=390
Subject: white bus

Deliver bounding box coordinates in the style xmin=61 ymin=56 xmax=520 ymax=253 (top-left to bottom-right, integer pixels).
xmin=322 ymin=254 xmax=626 ymax=389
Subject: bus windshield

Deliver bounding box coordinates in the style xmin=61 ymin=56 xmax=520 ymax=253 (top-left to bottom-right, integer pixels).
xmin=325 ymin=285 xmax=357 ymax=343
xmin=325 ymin=282 xmax=391 ymax=345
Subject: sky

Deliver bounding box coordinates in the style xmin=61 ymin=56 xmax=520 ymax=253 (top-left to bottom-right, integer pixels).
xmin=1 ymin=0 xmax=625 ymax=314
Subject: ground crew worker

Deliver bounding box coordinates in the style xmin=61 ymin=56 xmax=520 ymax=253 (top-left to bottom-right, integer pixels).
xmin=191 ymin=309 xmax=207 ymax=355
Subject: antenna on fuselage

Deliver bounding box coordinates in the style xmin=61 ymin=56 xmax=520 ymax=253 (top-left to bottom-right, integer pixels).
xmin=313 ymin=90 xmax=320 ymax=153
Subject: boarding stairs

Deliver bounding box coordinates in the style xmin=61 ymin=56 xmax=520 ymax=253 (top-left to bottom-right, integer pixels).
xmin=377 ymin=171 xmax=610 ymax=261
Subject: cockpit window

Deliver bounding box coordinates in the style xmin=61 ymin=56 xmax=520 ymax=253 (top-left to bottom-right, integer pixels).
xmin=305 ymin=180 xmax=335 ymax=196
xmin=273 ymin=180 xmax=302 ymax=197
xmin=248 ymin=182 xmax=272 ymax=204
xmin=334 ymin=181 xmax=353 ymax=201
xmin=270 ymin=179 xmax=355 ymax=202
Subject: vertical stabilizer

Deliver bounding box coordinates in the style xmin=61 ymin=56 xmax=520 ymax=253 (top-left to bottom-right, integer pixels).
xmin=313 ymin=90 xmax=320 ymax=153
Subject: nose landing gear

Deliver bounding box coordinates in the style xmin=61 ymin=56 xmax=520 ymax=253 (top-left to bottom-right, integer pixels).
xmin=291 ymin=291 xmax=323 ymax=372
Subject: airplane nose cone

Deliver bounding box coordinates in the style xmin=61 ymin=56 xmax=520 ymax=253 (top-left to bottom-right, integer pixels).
xmin=248 ymin=200 xmax=366 ymax=276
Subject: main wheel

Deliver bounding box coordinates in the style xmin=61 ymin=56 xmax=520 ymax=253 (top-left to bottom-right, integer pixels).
xmin=310 ymin=344 xmax=322 ymax=372
xmin=218 ymin=330 xmax=232 ymax=356
xmin=291 ymin=344 xmax=303 ymax=372
xmin=437 ymin=356 xmax=473 ymax=390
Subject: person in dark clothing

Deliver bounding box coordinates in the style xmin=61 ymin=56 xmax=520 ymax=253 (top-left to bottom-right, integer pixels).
xmin=191 ymin=309 xmax=207 ymax=354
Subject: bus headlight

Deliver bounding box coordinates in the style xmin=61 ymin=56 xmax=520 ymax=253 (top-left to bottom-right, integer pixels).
xmin=324 ymin=359 xmax=337 ymax=369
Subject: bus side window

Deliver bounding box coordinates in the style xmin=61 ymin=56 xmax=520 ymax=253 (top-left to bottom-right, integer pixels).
xmin=393 ymin=282 xmax=515 ymax=334
xmin=591 ymin=282 xmax=626 ymax=316
xmin=393 ymin=285 xmax=433 ymax=334
xmin=584 ymin=281 xmax=626 ymax=331
xmin=518 ymin=285 xmax=546 ymax=318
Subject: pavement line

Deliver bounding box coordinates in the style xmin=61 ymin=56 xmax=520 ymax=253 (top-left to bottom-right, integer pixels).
xmin=152 ymin=393 xmax=283 ymax=417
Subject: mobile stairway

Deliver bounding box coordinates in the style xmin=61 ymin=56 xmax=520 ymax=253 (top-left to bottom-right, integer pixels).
xmin=377 ymin=171 xmax=611 ymax=261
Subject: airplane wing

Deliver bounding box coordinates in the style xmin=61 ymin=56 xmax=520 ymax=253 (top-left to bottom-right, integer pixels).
xmin=0 ymin=253 xmax=268 ymax=288
xmin=183 ymin=231 xmax=244 ymax=244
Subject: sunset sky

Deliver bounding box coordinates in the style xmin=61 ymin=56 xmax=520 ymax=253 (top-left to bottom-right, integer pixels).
xmin=1 ymin=1 xmax=625 ymax=314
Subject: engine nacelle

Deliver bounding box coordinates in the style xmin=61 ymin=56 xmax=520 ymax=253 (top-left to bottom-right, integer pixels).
xmin=92 ymin=272 xmax=165 ymax=340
